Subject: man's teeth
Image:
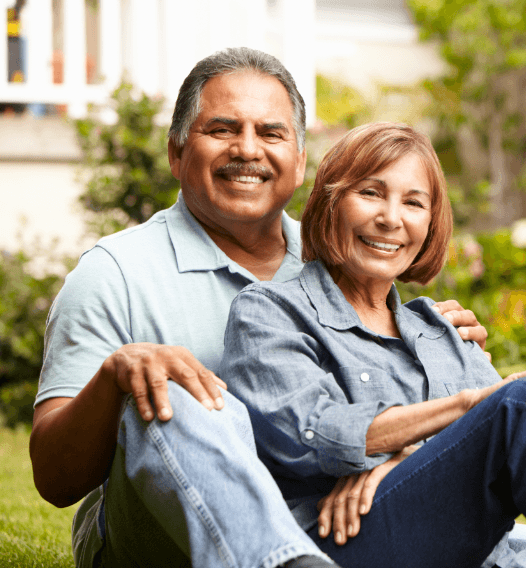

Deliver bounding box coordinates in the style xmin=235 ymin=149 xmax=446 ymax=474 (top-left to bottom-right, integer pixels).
xmin=226 ymin=175 xmax=264 ymax=184
xmin=360 ymin=237 xmax=401 ymax=251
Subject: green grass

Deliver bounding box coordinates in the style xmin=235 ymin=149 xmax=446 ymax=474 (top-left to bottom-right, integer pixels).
xmin=0 ymin=427 xmax=77 ymax=567
xmin=0 ymin=426 xmax=524 ymax=568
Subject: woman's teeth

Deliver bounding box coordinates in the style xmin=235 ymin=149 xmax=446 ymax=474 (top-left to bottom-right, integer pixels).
xmin=360 ymin=236 xmax=401 ymax=251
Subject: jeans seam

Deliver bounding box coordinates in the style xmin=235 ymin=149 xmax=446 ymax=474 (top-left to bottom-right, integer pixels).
xmin=146 ymin=420 xmax=238 ymax=568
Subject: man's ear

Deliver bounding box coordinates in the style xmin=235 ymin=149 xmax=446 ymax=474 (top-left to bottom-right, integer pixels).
xmin=168 ymin=138 xmax=183 ymax=180
xmin=295 ymin=147 xmax=307 ymax=189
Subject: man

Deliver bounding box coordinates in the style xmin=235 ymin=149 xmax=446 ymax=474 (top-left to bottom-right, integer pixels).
xmin=30 ymin=48 xmax=488 ymax=568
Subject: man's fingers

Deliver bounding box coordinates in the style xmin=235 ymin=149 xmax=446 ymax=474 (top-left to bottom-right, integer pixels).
xmin=169 ymin=360 xmax=217 ymax=410
xmin=144 ymin=367 xmax=173 ymax=421
xmin=431 ymin=300 xmax=462 ymax=315
xmin=456 ymin=324 xmax=487 ymax=350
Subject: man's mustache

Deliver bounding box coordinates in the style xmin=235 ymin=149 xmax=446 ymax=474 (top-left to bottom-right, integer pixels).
xmin=215 ymin=162 xmax=274 ymax=180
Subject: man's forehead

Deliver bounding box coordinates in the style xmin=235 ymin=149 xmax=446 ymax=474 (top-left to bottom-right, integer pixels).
xmin=197 ymin=71 xmax=294 ymax=121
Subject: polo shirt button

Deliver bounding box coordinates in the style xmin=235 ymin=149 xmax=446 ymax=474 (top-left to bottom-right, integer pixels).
xmin=360 ymin=373 xmax=370 ymax=382
xmin=305 ymin=430 xmax=314 ymax=440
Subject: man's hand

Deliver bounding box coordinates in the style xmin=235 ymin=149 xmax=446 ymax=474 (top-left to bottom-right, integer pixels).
xmin=104 ymin=343 xmax=227 ymax=422
xmin=432 ymin=300 xmax=488 ymax=355
xmin=317 ymin=445 xmax=419 ymax=545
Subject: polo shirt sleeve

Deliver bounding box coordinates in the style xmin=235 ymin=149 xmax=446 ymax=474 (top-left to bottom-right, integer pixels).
xmin=35 ymin=245 xmax=132 ymax=406
xmin=221 ymin=287 xmax=396 ymax=479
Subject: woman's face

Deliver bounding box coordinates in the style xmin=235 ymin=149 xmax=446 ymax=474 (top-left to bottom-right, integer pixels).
xmin=336 ymin=152 xmax=432 ymax=286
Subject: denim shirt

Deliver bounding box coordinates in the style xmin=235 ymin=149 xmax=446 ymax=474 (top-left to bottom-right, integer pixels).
xmin=221 ymin=260 xmax=501 ymax=527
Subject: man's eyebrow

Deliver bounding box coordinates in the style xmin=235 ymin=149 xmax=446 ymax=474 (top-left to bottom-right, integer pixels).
xmin=362 ymin=178 xmax=431 ymax=199
xmin=204 ymin=117 xmax=239 ymax=128
xmin=261 ymin=122 xmax=289 ymax=133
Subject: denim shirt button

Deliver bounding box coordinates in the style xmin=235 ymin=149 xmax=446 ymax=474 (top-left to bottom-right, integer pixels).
xmin=360 ymin=373 xmax=370 ymax=382
xmin=305 ymin=430 xmax=314 ymax=440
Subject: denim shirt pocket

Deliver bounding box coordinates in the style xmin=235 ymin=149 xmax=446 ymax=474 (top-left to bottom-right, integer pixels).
xmin=338 ymin=366 xmax=397 ymax=403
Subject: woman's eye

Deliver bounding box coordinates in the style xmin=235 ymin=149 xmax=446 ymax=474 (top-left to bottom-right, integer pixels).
xmin=406 ymin=200 xmax=424 ymax=208
xmin=360 ymin=188 xmax=379 ymax=197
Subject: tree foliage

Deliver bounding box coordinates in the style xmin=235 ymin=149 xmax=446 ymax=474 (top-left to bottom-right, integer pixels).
xmin=407 ymin=0 xmax=526 ymax=229
xmin=75 ymin=83 xmax=179 ymax=237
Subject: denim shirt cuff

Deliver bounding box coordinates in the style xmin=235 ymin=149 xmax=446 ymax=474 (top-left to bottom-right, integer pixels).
xmin=302 ymin=399 xmax=402 ymax=475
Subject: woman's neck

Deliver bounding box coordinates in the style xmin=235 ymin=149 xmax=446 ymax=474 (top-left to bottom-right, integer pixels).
xmin=328 ymin=266 xmax=401 ymax=338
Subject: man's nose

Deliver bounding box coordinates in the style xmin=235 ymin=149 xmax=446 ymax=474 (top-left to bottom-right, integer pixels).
xmin=229 ymin=131 xmax=264 ymax=161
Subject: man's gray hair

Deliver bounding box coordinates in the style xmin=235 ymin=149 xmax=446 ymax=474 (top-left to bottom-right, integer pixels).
xmin=168 ymin=47 xmax=306 ymax=152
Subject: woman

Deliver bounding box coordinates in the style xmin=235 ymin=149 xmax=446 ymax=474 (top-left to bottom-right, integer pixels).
xmin=219 ymin=123 xmax=526 ymax=568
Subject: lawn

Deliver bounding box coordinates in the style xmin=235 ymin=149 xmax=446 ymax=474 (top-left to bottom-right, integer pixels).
xmin=0 ymin=426 xmax=524 ymax=567
xmin=0 ymin=427 xmax=77 ymax=567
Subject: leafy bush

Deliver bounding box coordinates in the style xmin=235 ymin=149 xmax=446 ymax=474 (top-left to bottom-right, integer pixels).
xmin=75 ymin=82 xmax=180 ymax=237
xmin=0 ymin=249 xmax=64 ymax=426
xmin=398 ymin=230 xmax=526 ymax=370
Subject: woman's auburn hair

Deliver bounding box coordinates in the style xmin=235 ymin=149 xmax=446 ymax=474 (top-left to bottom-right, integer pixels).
xmin=301 ymin=122 xmax=453 ymax=285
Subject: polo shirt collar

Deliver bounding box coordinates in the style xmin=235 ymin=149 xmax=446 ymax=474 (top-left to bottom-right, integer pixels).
xmin=300 ymin=260 xmax=445 ymax=339
xmin=165 ymin=192 xmax=302 ymax=276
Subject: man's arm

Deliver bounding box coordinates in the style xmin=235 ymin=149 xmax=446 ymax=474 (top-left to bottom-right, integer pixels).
xmin=31 ymin=343 xmax=226 ymax=508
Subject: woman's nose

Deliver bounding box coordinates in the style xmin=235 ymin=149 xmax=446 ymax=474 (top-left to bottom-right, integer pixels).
xmin=376 ymin=202 xmax=403 ymax=230
xmin=229 ymin=131 xmax=264 ymax=161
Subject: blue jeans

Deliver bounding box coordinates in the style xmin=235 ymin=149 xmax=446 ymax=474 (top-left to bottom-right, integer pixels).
xmin=306 ymin=379 xmax=526 ymax=568
xmin=96 ymin=380 xmax=526 ymax=568
xmin=100 ymin=383 xmax=329 ymax=568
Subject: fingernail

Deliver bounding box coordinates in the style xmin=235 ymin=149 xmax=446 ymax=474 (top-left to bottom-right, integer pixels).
xmin=143 ymin=410 xmax=153 ymax=421
xmin=444 ymin=313 xmax=454 ymax=322
xmin=336 ymin=531 xmax=343 ymax=544
xmin=158 ymin=408 xmax=171 ymax=421
xmin=319 ymin=525 xmax=327 ymax=538
xmin=214 ymin=397 xmax=224 ymax=410
xmin=431 ymin=305 xmax=440 ymax=313
xmin=203 ymin=399 xmax=214 ymax=411
xmin=347 ymin=524 xmax=353 ymax=536
xmin=359 ymin=505 xmax=366 ymax=515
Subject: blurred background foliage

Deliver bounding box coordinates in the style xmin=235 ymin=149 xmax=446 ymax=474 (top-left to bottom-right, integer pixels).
xmin=2 ymin=0 xmax=526 ymax=426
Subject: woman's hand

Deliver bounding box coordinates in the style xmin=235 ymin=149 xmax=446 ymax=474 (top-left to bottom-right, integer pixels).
xmin=463 ymin=369 xmax=526 ymax=412
xmin=317 ymin=445 xmax=419 ymax=545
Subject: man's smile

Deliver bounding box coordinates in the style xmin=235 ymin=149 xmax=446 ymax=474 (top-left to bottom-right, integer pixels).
xmin=224 ymin=174 xmax=265 ymax=184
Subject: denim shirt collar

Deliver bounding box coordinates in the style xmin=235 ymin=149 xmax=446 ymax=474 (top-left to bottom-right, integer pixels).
xmin=165 ymin=192 xmax=302 ymax=278
xmin=299 ymin=260 xmax=445 ymax=340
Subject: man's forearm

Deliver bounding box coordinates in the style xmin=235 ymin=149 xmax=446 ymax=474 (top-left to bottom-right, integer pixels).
xmin=30 ymin=365 xmax=124 ymax=508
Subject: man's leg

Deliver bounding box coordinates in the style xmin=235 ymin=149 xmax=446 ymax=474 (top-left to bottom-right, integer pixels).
xmin=307 ymin=379 xmax=526 ymax=568
xmin=102 ymin=382 xmax=332 ymax=568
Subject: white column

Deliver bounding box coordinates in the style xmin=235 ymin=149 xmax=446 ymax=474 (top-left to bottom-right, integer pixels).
xmin=0 ymin=0 xmax=8 ymax=91
xmin=99 ymin=0 xmax=122 ymax=92
xmin=162 ymin=0 xmax=200 ymax=117
xmin=125 ymin=0 xmax=160 ymax=96
xmin=63 ymin=0 xmax=87 ymax=116
xmin=230 ymin=0 xmax=267 ymax=51
xmin=25 ymin=0 xmax=54 ymax=87
xmin=279 ymin=0 xmax=316 ymax=128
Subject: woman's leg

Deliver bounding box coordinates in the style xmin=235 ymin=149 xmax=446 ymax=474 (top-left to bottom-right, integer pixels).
xmin=102 ymin=383 xmax=330 ymax=568
xmin=307 ymin=379 xmax=526 ymax=568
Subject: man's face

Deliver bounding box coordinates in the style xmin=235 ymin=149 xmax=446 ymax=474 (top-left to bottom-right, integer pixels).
xmin=169 ymin=72 xmax=306 ymax=233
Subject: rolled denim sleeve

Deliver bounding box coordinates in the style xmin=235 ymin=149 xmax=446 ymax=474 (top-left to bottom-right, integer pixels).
xmin=221 ymin=287 xmax=401 ymax=478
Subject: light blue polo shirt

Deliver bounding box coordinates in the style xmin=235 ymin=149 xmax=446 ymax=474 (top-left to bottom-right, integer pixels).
xmin=36 ymin=193 xmax=304 ymax=404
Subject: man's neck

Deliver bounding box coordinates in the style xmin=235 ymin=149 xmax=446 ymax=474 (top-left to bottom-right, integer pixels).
xmin=202 ymin=219 xmax=288 ymax=281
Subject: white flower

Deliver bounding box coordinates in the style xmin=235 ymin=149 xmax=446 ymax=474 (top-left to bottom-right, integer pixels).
xmin=511 ymin=219 xmax=526 ymax=248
